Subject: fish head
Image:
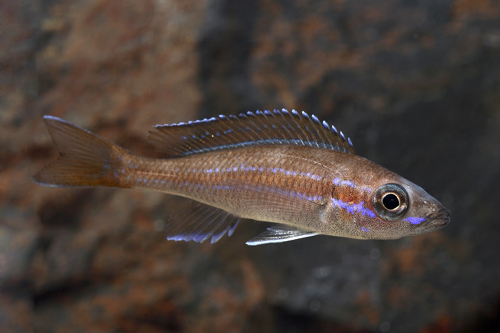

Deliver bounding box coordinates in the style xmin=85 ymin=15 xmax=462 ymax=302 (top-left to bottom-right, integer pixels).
xmin=356 ymin=176 xmax=450 ymax=239
xmin=327 ymin=160 xmax=450 ymax=240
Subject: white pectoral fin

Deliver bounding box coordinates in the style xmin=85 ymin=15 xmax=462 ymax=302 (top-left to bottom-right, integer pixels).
xmin=246 ymin=225 xmax=318 ymax=246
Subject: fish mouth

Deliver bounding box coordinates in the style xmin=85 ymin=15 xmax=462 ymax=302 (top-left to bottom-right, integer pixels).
xmin=427 ymin=208 xmax=451 ymax=228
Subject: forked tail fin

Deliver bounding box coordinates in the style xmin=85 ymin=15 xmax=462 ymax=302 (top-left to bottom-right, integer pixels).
xmin=33 ymin=116 xmax=129 ymax=188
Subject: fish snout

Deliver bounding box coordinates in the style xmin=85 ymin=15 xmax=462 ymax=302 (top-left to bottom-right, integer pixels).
xmin=428 ymin=208 xmax=451 ymax=228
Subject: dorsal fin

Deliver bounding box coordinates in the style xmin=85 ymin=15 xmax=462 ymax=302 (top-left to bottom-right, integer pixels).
xmin=148 ymin=109 xmax=355 ymax=157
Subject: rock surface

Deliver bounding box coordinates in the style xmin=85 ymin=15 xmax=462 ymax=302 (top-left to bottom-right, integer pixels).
xmin=2 ymin=0 xmax=500 ymax=332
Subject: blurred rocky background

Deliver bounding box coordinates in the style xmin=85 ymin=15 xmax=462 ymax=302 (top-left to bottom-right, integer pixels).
xmin=1 ymin=0 xmax=500 ymax=332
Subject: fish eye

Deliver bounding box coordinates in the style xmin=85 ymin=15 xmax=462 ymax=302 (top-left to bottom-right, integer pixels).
xmin=372 ymin=184 xmax=408 ymax=221
xmin=382 ymin=193 xmax=399 ymax=210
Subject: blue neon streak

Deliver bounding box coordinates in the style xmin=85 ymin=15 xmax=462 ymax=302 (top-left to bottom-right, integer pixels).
xmin=234 ymin=164 xmax=322 ymax=182
xmin=332 ymin=198 xmax=376 ymax=218
xmin=333 ymin=178 xmax=371 ymax=192
xmin=404 ymin=217 xmax=426 ymax=225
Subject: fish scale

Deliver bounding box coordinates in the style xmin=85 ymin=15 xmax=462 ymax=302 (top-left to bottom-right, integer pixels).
xmin=121 ymin=146 xmax=328 ymax=220
xmin=33 ymin=110 xmax=450 ymax=245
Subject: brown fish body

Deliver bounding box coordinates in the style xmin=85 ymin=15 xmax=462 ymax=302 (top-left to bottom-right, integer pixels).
xmin=122 ymin=146 xmax=337 ymax=224
xmin=33 ymin=111 xmax=450 ymax=245
xmin=120 ymin=146 xmax=370 ymax=231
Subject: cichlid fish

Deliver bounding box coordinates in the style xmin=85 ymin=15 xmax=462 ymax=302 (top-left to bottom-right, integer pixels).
xmin=33 ymin=110 xmax=450 ymax=245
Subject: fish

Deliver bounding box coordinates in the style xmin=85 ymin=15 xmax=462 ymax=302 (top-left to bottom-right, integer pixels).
xmin=33 ymin=109 xmax=450 ymax=245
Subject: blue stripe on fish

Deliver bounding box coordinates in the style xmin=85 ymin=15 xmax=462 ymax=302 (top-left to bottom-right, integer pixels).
xmin=332 ymin=198 xmax=376 ymax=218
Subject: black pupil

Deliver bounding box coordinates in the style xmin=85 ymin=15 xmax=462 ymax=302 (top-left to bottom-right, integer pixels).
xmin=383 ymin=193 xmax=400 ymax=210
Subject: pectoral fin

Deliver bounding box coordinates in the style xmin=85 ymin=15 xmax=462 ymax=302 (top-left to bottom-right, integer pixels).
xmin=246 ymin=225 xmax=318 ymax=246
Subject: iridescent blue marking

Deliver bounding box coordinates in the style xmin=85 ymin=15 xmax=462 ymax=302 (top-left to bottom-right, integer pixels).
xmin=212 ymin=184 xmax=234 ymax=191
xmin=233 ymin=164 xmax=322 ymax=182
xmin=332 ymin=198 xmax=376 ymax=218
xmin=333 ymin=178 xmax=371 ymax=192
xmin=276 ymin=189 xmax=322 ymax=202
xmin=361 ymin=227 xmax=369 ymax=232
xmin=404 ymin=217 xmax=426 ymax=225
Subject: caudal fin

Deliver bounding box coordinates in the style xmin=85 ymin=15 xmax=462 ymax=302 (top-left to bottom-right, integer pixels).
xmin=33 ymin=116 xmax=128 ymax=188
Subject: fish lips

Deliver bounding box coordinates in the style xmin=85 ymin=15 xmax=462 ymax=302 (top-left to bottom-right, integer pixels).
xmin=427 ymin=208 xmax=451 ymax=228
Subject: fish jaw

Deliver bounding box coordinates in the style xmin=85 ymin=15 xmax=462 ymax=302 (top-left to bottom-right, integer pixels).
xmin=427 ymin=207 xmax=451 ymax=229
xmin=398 ymin=182 xmax=451 ymax=237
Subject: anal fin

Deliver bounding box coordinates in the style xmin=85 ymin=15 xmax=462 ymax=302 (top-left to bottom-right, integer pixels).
xmin=165 ymin=199 xmax=240 ymax=244
xmin=246 ymin=225 xmax=318 ymax=246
